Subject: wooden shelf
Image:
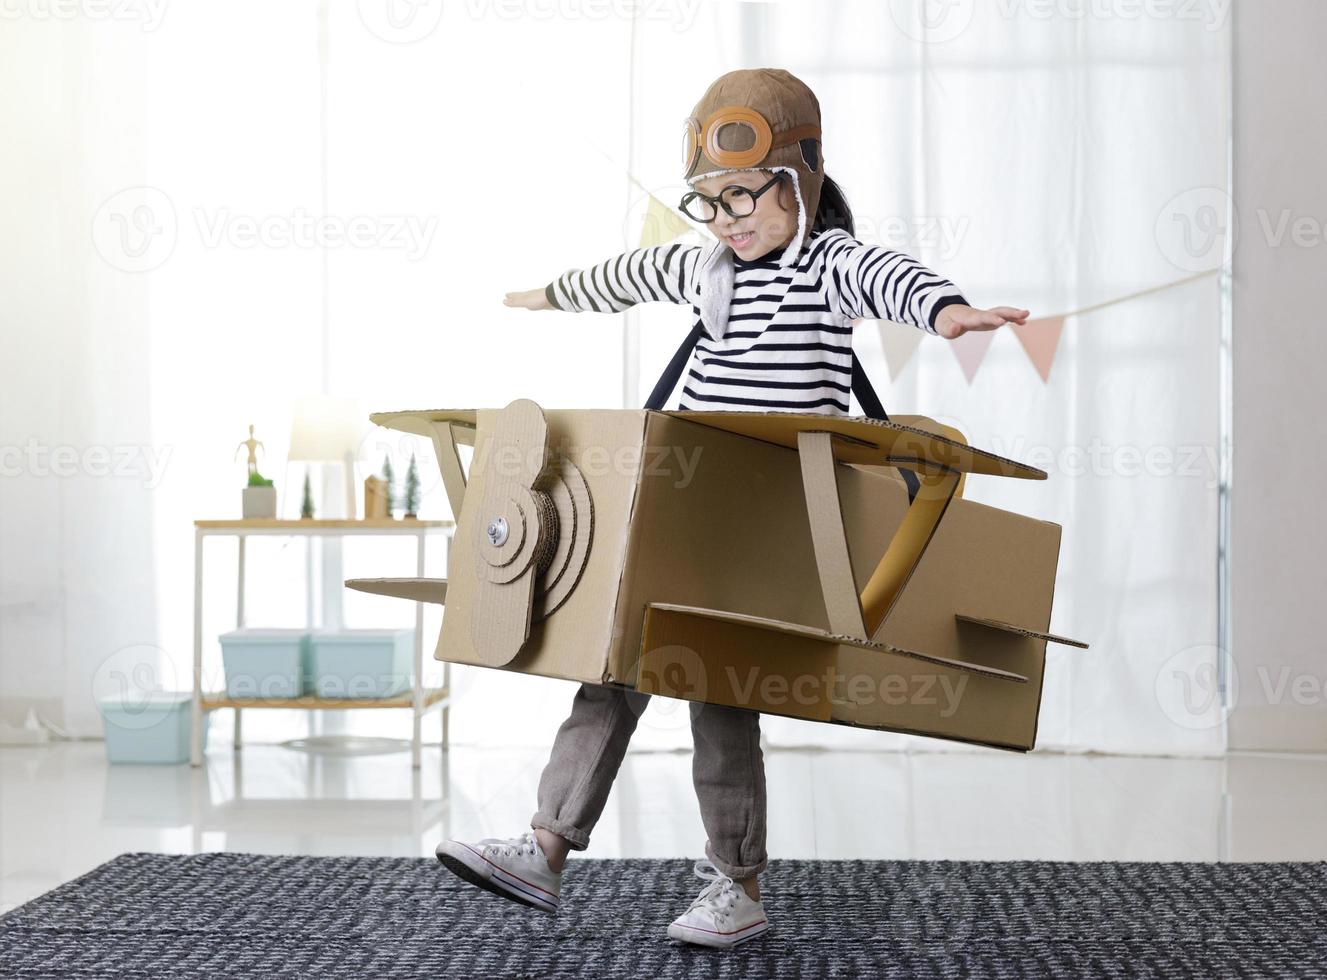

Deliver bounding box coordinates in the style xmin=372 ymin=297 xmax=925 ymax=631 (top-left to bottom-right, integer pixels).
xmin=201 ymin=687 xmax=449 ymax=711
xmin=196 ymin=518 xmax=452 ymax=530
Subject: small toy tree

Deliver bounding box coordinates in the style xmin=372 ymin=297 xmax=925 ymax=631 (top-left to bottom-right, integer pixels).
xmin=300 ymin=471 xmax=315 ymax=519
xmin=381 ymin=453 xmax=396 ymax=517
xmin=404 ymin=453 xmax=421 ymax=518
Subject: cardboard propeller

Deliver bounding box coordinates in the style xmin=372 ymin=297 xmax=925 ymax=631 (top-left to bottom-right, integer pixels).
xmin=348 ymin=399 xmax=595 ymax=668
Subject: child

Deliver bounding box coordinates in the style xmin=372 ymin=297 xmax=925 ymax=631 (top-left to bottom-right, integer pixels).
xmin=436 ymin=67 xmax=1028 ymax=950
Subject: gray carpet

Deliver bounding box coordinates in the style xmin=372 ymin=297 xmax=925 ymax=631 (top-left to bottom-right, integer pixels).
xmin=1 ymin=852 xmax=1324 ymax=978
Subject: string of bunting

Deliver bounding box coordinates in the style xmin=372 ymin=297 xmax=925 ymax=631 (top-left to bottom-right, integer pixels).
xmin=876 ymin=267 xmax=1222 ymax=384
xmin=634 ymin=184 xmax=1222 ymax=386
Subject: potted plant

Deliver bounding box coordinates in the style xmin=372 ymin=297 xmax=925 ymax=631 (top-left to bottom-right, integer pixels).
xmin=243 ymin=469 xmax=277 ymax=519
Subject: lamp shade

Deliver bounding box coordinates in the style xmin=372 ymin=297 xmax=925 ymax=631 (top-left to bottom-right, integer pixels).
xmin=288 ymin=394 xmax=367 ymax=463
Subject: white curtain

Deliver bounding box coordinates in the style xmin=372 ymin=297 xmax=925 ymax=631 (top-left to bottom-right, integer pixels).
xmin=625 ymin=2 xmax=1231 ymax=756
xmin=1 ymin=17 xmax=159 ymax=737
xmin=1 ymin=1 xmax=1228 ymax=757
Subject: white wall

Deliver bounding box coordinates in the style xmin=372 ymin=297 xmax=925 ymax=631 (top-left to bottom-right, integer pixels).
xmin=1229 ymin=0 xmax=1327 ymax=750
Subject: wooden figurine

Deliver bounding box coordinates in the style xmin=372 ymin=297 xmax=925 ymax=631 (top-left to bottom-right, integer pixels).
xmin=364 ymin=474 xmax=389 ymax=520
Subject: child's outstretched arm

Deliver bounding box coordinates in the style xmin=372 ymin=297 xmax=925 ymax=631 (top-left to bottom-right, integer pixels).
xmin=820 ymin=233 xmax=1028 ymax=340
xmin=504 ymin=243 xmax=700 ymax=314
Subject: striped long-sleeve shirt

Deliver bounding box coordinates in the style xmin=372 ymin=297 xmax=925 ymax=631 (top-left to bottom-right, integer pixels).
xmin=544 ymin=227 xmax=968 ymax=415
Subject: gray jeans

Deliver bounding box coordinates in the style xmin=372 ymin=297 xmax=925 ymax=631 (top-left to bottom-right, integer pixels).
xmin=530 ymin=683 xmax=768 ymax=879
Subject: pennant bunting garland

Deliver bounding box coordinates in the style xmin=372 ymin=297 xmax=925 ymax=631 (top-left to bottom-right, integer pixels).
xmin=1010 ymin=316 xmax=1067 ymax=382
xmin=593 ymin=127 xmax=1225 ymax=385
xmin=949 ymin=328 xmax=997 ymax=384
xmin=638 ymin=194 xmax=693 ymax=249
xmin=876 ymin=319 xmax=924 ymax=380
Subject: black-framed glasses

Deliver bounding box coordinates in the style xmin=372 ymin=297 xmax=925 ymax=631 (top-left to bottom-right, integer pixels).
xmin=678 ymin=173 xmax=785 ymax=223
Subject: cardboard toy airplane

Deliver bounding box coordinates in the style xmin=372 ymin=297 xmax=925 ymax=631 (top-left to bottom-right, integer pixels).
xmin=347 ymin=400 xmax=1086 ymax=752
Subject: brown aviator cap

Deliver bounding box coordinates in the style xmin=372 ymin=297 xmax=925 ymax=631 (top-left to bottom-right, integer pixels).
xmin=682 ymin=68 xmax=824 ymax=260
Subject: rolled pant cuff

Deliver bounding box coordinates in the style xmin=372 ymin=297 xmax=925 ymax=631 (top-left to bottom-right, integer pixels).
xmin=705 ymin=839 xmax=767 ymax=880
xmin=530 ymin=813 xmax=591 ymax=851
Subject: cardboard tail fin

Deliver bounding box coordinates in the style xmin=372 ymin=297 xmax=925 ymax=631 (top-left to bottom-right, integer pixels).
xmin=345 ymin=577 xmax=448 ymax=605
xmin=956 ymin=613 xmax=1088 ymax=649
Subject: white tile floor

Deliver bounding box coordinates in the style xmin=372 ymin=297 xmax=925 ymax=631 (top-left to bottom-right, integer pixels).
xmin=3 ymin=739 xmax=1326 ymax=913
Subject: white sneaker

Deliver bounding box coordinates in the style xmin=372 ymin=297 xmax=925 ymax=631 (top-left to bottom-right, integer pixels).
xmin=435 ymin=831 xmax=561 ymax=913
xmin=667 ymin=859 xmax=770 ymax=949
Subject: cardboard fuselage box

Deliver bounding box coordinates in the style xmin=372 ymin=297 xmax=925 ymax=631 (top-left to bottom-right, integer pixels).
xmin=348 ymin=402 xmax=1084 ymax=752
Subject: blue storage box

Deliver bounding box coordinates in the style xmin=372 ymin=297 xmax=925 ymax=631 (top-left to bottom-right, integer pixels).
xmin=219 ymin=628 xmax=310 ymax=699
xmin=98 ymin=692 xmax=204 ymax=765
xmin=308 ymin=628 xmax=413 ymax=699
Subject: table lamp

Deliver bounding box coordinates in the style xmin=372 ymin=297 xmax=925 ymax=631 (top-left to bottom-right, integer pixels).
xmin=287 ymin=394 xmax=367 ymax=519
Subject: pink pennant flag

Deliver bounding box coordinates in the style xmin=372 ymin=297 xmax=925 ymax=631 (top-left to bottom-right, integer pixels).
xmin=949 ymin=329 xmax=996 ymax=383
xmin=1010 ymin=316 xmax=1067 ymax=382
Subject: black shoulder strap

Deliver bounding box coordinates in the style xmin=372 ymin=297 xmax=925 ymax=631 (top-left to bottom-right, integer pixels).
xmin=643 ymin=321 xmax=706 ymax=411
xmin=644 ymin=323 xmax=920 ymax=499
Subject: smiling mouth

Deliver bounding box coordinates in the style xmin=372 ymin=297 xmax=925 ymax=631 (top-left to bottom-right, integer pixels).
xmin=727 ymin=231 xmax=755 ymax=247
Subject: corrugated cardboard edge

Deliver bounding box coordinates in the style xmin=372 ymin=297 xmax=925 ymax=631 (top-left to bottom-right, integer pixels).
xmin=346 ymin=577 xmax=448 ymax=604
xmin=644 ymin=603 xmax=1029 ymax=683
xmin=822 ymin=714 xmax=1035 ymax=754
xmin=601 ymin=410 xmax=653 ymax=685
xmin=672 ymin=410 xmax=1046 ymax=479
xmin=956 ymin=613 xmax=1089 ymax=649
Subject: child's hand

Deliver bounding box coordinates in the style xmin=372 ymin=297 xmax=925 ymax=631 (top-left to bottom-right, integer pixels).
xmin=504 ymin=288 xmax=553 ymax=311
xmin=934 ymin=304 xmax=1029 ymax=340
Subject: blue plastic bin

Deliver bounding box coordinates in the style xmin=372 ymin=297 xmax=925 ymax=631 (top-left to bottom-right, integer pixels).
xmin=98 ymin=692 xmax=204 ymax=764
xmin=308 ymin=628 xmax=413 ymax=699
xmin=219 ymin=628 xmax=310 ymax=699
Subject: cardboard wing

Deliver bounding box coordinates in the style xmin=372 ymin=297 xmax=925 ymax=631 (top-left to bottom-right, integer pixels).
xmin=347 ymin=400 xmax=1086 ymax=752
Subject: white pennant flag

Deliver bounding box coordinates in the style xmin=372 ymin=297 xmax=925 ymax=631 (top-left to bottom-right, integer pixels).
xmin=876 ymin=320 xmax=924 ymax=380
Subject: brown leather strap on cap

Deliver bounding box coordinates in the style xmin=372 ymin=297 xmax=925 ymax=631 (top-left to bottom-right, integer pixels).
xmin=770 ymin=123 xmax=821 ymax=148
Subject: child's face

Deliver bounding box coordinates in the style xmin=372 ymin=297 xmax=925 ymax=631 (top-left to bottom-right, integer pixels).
xmin=693 ymin=168 xmax=797 ymax=260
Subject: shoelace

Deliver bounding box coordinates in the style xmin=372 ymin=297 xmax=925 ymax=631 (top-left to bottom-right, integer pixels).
xmin=686 ymin=859 xmax=742 ymax=921
xmin=477 ymin=832 xmax=541 ymax=860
